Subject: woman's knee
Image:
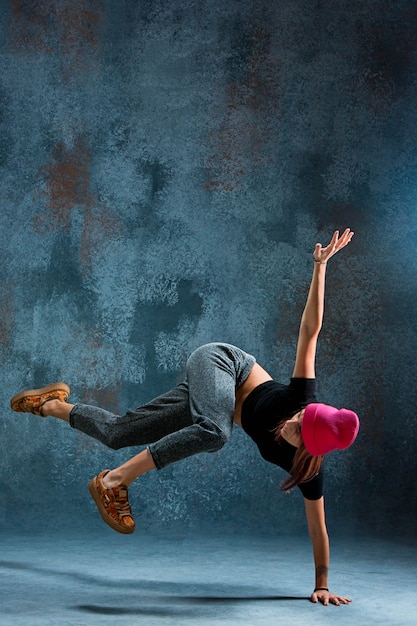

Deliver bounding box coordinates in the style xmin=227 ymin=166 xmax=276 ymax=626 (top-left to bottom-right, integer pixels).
xmin=97 ymin=418 xmax=131 ymax=450
xmin=100 ymin=430 xmax=125 ymax=450
xmin=209 ymin=429 xmax=230 ymax=452
xmin=200 ymin=420 xmax=232 ymax=452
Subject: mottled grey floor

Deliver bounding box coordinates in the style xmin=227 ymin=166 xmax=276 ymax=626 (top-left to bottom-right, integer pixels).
xmin=1 ymin=530 xmax=416 ymax=626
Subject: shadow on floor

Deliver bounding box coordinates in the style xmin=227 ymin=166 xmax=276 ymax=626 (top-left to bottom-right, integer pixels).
xmin=75 ymin=594 xmax=308 ymax=614
xmin=3 ymin=533 xmax=417 ymax=625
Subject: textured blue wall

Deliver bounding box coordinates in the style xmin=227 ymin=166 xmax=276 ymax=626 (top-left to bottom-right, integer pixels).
xmin=1 ymin=0 xmax=417 ymax=538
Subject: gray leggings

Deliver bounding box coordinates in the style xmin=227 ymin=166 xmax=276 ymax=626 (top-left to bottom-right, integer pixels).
xmin=69 ymin=343 xmax=256 ymax=469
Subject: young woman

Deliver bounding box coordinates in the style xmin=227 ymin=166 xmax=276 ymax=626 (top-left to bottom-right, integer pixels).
xmin=11 ymin=228 xmax=359 ymax=606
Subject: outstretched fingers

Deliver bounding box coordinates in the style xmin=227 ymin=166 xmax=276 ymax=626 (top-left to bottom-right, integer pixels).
xmin=314 ymin=228 xmax=354 ymax=263
xmin=336 ymin=228 xmax=354 ymax=250
xmin=311 ymin=590 xmax=352 ymax=606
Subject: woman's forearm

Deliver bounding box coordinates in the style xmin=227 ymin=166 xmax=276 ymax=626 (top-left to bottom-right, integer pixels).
xmin=311 ymin=530 xmax=330 ymax=589
xmin=299 ymin=262 xmax=327 ymax=337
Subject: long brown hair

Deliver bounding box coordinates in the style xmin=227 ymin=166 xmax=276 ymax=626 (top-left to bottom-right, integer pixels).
xmin=274 ymin=419 xmax=323 ymax=492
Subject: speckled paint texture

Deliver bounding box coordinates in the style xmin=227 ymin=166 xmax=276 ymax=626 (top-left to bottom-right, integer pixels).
xmin=1 ymin=0 xmax=416 ymax=538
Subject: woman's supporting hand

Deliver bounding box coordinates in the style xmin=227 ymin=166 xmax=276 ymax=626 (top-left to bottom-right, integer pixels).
xmin=313 ymin=228 xmax=354 ymax=265
xmin=310 ymin=588 xmax=352 ymax=606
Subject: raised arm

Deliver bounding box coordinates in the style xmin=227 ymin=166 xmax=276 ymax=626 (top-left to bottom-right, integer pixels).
xmin=292 ymin=229 xmax=354 ymax=379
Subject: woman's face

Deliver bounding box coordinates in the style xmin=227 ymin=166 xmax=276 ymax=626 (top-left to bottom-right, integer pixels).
xmin=280 ymin=410 xmax=304 ymax=448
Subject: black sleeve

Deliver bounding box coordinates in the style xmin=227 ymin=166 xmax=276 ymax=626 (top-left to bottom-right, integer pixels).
xmin=289 ymin=377 xmax=322 ymax=499
xmin=288 ymin=377 xmax=317 ymax=405
xmin=297 ymin=466 xmax=324 ymax=500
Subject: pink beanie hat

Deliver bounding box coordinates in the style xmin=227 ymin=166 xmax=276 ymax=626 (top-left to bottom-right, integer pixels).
xmin=301 ymin=403 xmax=360 ymax=456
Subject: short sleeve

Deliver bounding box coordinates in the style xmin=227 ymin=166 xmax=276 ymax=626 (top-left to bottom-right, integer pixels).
xmin=297 ymin=467 xmax=324 ymax=500
xmin=288 ymin=377 xmax=317 ymax=405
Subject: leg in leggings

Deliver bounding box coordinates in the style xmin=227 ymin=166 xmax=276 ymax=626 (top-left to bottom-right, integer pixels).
xmin=69 ymin=382 xmax=193 ymax=451
xmin=11 ymin=343 xmax=255 ymax=532
xmin=69 ymin=343 xmax=256 ymax=469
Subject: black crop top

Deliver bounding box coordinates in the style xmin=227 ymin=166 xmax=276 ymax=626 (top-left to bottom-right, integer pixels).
xmin=241 ymin=378 xmax=323 ymax=500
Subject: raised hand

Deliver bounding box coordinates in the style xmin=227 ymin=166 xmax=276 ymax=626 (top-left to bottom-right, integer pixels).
xmin=313 ymin=228 xmax=354 ymax=265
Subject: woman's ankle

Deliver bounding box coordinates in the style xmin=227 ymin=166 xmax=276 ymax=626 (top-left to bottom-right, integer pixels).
xmin=103 ymin=470 xmax=128 ymax=489
xmin=41 ymin=398 xmax=73 ymax=420
xmin=41 ymin=398 xmax=60 ymax=416
xmin=102 ymin=451 xmax=156 ymax=490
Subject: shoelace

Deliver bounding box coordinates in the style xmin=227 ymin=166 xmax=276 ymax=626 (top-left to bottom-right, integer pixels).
xmin=107 ymin=487 xmax=133 ymax=519
xmin=115 ymin=497 xmax=132 ymax=518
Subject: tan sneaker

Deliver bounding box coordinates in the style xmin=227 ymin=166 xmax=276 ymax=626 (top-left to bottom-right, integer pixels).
xmin=88 ymin=470 xmax=135 ymax=535
xmin=10 ymin=383 xmax=70 ymax=416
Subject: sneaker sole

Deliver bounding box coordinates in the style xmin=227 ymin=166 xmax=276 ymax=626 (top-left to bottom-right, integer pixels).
xmin=10 ymin=382 xmax=71 ymax=410
xmin=88 ymin=477 xmax=135 ymax=535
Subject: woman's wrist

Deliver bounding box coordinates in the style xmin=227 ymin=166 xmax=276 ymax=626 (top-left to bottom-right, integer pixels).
xmin=313 ymin=259 xmax=327 ymax=265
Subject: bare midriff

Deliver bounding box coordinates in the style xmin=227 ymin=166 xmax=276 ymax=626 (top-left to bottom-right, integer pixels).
xmin=233 ymin=363 xmax=273 ymax=426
